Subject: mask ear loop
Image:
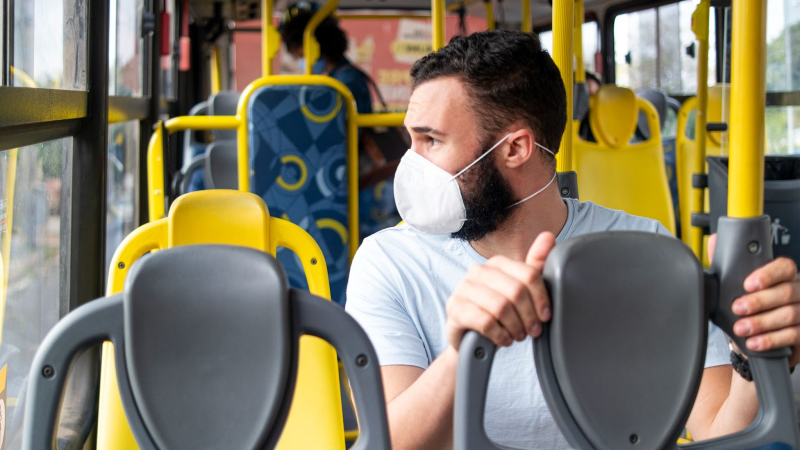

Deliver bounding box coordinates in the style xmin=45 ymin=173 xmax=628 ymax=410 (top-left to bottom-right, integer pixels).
xmin=506 ymin=142 xmax=558 ymax=209
xmin=449 ymin=133 xmax=513 ymax=181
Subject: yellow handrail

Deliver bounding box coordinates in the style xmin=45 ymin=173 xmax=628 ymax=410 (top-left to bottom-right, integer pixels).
xmin=354 ymin=113 xmax=406 ymax=128
xmin=263 ymin=0 xmax=281 ymax=76
xmin=485 ymin=1 xmax=494 ymax=31
xmin=728 ymin=0 xmax=766 ymax=218
xmin=432 ymin=0 xmax=446 ymax=50
xmin=521 ymin=0 xmax=531 ymax=33
xmin=304 ymin=0 xmax=341 ymax=76
xmin=690 ymin=0 xmax=711 ymax=258
xmin=573 ymin=0 xmax=585 ymax=83
xmin=552 ymin=0 xmax=574 ymax=171
xmin=0 ymin=148 xmax=18 ymax=343
xmin=211 ymin=46 xmax=222 ymax=94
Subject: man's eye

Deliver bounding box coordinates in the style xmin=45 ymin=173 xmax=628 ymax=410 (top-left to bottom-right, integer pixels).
xmin=431 ymin=137 xmax=442 ymax=146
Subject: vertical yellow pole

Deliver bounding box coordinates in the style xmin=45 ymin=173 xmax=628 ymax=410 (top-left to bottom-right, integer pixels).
xmin=573 ymin=0 xmax=585 ymax=83
xmin=484 ymin=1 xmax=494 ymax=31
xmin=432 ymin=0 xmax=446 ymax=51
xmin=728 ymin=0 xmax=766 ymax=218
xmin=690 ymin=0 xmax=710 ymax=258
xmin=263 ymin=0 xmax=272 ymax=76
xmin=553 ymin=0 xmax=574 ymax=171
xmin=304 ymin=0 xmax=341 ymax=75
xmin=521 ymin=0 xmax=531 ymax=33
xmin=0 ymin=148 xmax=18 ymax=342
xmin=210 ymin=47 xmax=222 ymax=94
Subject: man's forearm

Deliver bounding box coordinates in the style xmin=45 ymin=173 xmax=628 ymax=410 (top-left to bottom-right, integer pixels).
xmin=690 ymin=369 xmax=759 ymax=441
xmin=387 ymin=346 xmax=459 ymax=450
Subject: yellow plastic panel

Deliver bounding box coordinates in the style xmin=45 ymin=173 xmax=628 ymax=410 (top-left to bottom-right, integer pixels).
xmin=168 ymin=190 xmax=271 ymax=249
xmin=589 ymin=86 xmax=639 ymax=149
xmin=98 ymin=191 xmax=345 ymax=450
xmin=675 ymin=86 xmax=726 ymax=259
xmin=576 ymin=97 xmax=676 ymax=234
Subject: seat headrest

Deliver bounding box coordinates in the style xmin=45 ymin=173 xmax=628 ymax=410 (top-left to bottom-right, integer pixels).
xmin=589 ymin=86 xmax=639 ymax=148
xmin=123 ymin=245 xmax=294 ymax=450
xmin=209 ymin=91 xmax=241 ymax=141
xmin=635 ymin=88 xmax=669 ymax=140
xmin=168 ymin=190 xmax=271 ymax=249
xmin=205 ymin=142 xmax=239 ymax=190
xmin=536 ymin=232 xmax=706 ymax=450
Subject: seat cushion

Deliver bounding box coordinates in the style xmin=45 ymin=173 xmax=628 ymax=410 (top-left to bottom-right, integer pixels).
xmin=248 ymin=85 xmax=350 ymax=305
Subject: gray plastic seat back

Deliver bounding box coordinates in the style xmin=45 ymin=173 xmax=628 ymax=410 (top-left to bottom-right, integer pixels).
xmin=124 ymin=245 xmax=292 ymax=449
xmin=205 ymin=142 xmax=239 ymax=190
xmin=636 ymin=88 xmax=668 ymax=140
xmin=209 ymin=91 xmax=241 ymax=141
xmin=455 ymin=229 xmax=800 ymax=450
xmin=22 ymin=245 xmax=391 ymax=450
xmin=539 ymin=233 xmax=705 ymax=450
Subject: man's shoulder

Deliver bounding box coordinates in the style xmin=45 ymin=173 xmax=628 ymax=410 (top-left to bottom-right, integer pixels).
xmin=357 ymin=223 xmax=450 ymax=258
xmin=566 ymin=199 xmax=671 ymax=237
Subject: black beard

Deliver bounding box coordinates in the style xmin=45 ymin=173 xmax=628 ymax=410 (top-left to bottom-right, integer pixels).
xmin=450 ymin=152 xmax=517 ymax=242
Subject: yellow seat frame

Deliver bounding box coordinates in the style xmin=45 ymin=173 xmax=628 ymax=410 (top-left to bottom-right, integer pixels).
xmin=97 ymin=190 xmax=346 ymax=450
xmin=574 ymin=86 xmax=677 ymax=235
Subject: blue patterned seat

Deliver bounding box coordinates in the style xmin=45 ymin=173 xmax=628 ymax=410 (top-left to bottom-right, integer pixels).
xmin=248 ymin=85 xmax=403 ymax=306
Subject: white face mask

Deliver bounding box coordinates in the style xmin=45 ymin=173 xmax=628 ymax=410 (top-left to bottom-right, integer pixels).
xmin=394 ymin=134 xmax=557 ymax=235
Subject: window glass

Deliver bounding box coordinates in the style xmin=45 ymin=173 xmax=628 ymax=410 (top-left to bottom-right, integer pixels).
xmin=764 ymin=0 xmax=799 ymax=155
xmin=539 ymin=21 xmax=600 ymax=76
xmin=106 ymin=122 xmax=139 ymax=271
xmin=0 ymin=138 xmax=69 ymax=447
xmin=614 ymin=0 xmax=716 ymax=94
xmin=162 ymin=0 xmax=177 ymax=100
xmin=109 ymin=0 xmax=144 ymax=96
xmin=11 ymin=0 xmax=87 ymax=89
xmin=766 ymin=106 xmax=800 ymax=155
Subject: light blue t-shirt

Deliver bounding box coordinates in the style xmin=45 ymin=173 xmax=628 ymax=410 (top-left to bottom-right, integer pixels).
xmin=345 ymin=198 xmax=730 ymax=449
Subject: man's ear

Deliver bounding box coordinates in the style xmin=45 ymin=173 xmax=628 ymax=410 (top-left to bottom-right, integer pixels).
xmin=503 ymin=129 xmax=536 ymax=169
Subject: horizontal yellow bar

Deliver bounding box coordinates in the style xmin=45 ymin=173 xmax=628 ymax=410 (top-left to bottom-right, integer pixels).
xmin=355 ymin=113 xmax=406 ymax=128
xmin=164 ymin=116 xmax=240 ymax=133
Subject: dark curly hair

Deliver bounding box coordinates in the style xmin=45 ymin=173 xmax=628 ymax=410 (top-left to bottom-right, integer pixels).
xmin=410 ymin=30 xmax=567 ymax=155
xmin=279 ymin=10 xmax=348 ymax=62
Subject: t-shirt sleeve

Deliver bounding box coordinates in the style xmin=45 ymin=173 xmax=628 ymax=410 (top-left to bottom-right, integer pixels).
xmin=345 ymin=237 xmax=430 ymax=369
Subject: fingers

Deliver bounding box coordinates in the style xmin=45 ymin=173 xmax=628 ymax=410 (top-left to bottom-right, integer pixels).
xmin=525 ymin=232 xmax=556 ymax=271
xmin=446 ymin=295 xmax=513 ymax=349
xmin=733 ymin=280 xmax=800 ymax=316
xmin=743 ymin=257 xmax=799 ymax=292
xmin=734 ymin=302 xmax=800 ymax=338
xmin=485 ymin=256 xmax=551 ymax=326
xmin=466 ymin=264 xmax=540 ymax=336
xmin=455 ymin=277 xmax=527 ymax=341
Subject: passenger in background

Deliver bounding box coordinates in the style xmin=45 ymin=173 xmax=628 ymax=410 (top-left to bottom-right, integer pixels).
xmin=279 ymin=1 xmax=374 ymax=114
xmin=585 ymin=70 xmax=601 ymax=96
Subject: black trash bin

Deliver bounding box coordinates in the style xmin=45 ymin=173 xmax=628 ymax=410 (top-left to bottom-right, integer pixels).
xmin=707 ymin=156 xmax=800 ymax=265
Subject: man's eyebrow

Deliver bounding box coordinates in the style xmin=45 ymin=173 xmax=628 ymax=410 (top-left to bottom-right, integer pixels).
xmin=408 ymin=126 xmax=447 ymax=137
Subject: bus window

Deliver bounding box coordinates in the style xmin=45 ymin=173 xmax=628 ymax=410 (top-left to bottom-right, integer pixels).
xmin=9 ymin=0 xmax=87 ymax=89
xmin=106 ymin=122 xmax=139 ymax=271
xmin=108 ymin=0 xmax=144 ymax=96
xmin=0 ymin=138 xmax=69 ymax=447
xmin=162 ymin=0 xmax=177 ymax=100
xmin=539 ymin=21 xmax=600 ymax=76
xmin=765 ymin=0 xmax=800 ymax=155
xmin=614 ymin=0 xmax=717 ymax=95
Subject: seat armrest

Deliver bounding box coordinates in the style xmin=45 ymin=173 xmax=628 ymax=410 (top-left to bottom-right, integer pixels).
xmin=292 ymin=289 xmax=391 ymax=450
xmin=23 ymin=295 xmax=124 ymax=450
